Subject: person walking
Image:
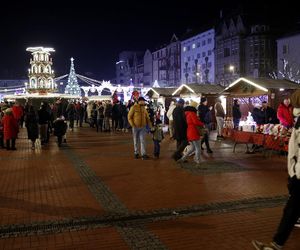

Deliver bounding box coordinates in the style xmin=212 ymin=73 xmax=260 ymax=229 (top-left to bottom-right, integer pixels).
xmin=166 ymin=101 xmax=176 ymax=139
xmin=198 ymin=97 xmax=213 ymax=153
xmin=128 ymin=96 xmax=152 ymax=160
xmin=66 ymin=101 xmax=76 ymax=131
xmin=252 ymin=107 xmax=300 ymax=250
xmin=177 ymin=101 xmax=204 ymax=165
xmin=232 ymin=99 xmax=242 ymax=129
xmin=171 ymin=99 xmax=188 ymax=161
xmin=1 ymin=108 xmax=19 ymax=150
xmin=38 ymin=103 xmax=51 ymax=145
xmin=214 ymin=98 xmax=225 ymax=139
xmin=24 ymin=104 xmax=39 ymax=149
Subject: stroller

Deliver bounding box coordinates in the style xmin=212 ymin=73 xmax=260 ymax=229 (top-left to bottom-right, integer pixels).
xmin=53 ymin=116 xmax=68 ymax=147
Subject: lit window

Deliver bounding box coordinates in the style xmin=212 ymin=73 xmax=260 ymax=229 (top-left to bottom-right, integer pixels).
xmin=192 ymin=43 xmax=196 ymax=49
xmin=183 ymin=47 xmax=187 ymax=52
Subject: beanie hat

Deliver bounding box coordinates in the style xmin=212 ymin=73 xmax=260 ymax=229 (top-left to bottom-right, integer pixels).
xmin=177 ymin=98 xmax=185 ymax=105
xmin=200 ymin=97 xmax=207 ymax=103
xmin=190 ymin=101 xmax=198 ymax=108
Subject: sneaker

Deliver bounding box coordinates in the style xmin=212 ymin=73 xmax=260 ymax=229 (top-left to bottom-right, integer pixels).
xmin=134 ymin=154 xmax=140 ymax=159
xmin=295 ymin=218 xmax=300 ymax=228
xmin=251 ymin=240 xmax=281 ymax=250
xmin=207 ymin=148 xmax=213 ymax=154
xmin=141 ymin=155 xmax=150 ymax=160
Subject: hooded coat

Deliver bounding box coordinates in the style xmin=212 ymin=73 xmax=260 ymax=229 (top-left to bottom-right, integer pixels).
xmin=288 ymin=108 xmax=300 ymax=179
xmin=184 ymin=106 xmax=204 ymax=141
xmin=277 ymin=103 xmax=293 ymax=128
xmin=1 ymin=110 xmax=19 ymax=140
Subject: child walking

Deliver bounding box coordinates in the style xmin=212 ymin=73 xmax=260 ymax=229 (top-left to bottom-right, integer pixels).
xmin=151 ymin=119 xmax=164 ymax=159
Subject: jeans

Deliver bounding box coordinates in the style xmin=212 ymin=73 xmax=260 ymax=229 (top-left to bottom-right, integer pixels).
xmin=216 ymin=116 xmax=224 ymax=136
xmin=172 ymin=139 xmax=189 ymax=161
xmin=181 ymin=140 xmax=201 ymax=163
xmin=132 ymin=127 xmax=147 ymax=156
xmin=153 ymin=140 xmax=160 ymax=157
xmin=233 ymin=118 xmax=240 ymax=129
xmin=39 ymin=124 xmax=48 ymax=143
xmin=273 ymin=177 xmax=300 ymax=246
xmin=168 ymin=120 xmax=174 ymax=138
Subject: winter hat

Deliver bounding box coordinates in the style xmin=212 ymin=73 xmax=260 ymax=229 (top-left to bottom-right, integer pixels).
xmin=200 ymin=97 xmax=207 ymax=103
xmin=190 ymin=101 xmax=198 ymax=108
xmin=177 ymin=98 xmax=185 ymax=105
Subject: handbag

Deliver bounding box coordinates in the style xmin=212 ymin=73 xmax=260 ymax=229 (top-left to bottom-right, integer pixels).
xmin=196 ymin=126 xmax=208 ymax=137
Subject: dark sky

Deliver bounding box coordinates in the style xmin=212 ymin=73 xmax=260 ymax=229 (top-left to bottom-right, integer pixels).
xmin=0 ymin=0 xmax=299 ymax=80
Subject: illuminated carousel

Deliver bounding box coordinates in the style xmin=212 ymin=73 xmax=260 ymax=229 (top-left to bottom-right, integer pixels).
xmin=4 ymin=47 xmax=79 ymax=104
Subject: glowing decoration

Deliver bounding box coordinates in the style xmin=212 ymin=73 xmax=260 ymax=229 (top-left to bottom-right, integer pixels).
xmin=64 ymin=57 xmax=81 ymax=96
xmin=26 ymin=47 xmax=56 ymax=94
xmin=153 ymin=80 xmax=160 ymax=88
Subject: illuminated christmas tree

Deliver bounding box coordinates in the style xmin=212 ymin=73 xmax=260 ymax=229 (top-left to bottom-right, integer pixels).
xmin=65 ymin=57 xmax=81 ymax=96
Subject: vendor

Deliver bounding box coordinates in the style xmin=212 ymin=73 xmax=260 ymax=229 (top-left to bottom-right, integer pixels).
xmin=277 ymin=98 xmax=294 ymax=128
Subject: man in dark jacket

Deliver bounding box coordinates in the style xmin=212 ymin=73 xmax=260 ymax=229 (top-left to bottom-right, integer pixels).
xmin=261 ymin=101 xmax=279 ymax=124
xmin=232 ymin=99 xmax=242 ymax=129
xmin=172 ymin=99 xmax=188 ymax=161
xmin=198 ymin=97 xmax=213 ymax=153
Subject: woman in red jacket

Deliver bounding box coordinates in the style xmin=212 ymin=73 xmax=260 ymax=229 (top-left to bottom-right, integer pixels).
xmin=1 ymin=108 xmax=19 ymax=150
xmin=277 ymin=98 xmax=294 ymax=128
xmin=177 ymin=101 xmax=204 ymax=165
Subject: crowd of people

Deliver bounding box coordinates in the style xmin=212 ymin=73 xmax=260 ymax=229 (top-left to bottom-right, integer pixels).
xmin=1 ymin=93 xmax=300 ymax=249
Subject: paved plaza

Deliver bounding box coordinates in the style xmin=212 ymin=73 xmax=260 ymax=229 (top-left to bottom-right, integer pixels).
xmin=0 ymin=127 xmax=299 ymax=249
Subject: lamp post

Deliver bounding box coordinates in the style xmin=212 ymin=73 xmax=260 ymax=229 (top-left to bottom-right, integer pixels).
xmin=185 ymin=62 xmax=188 ymax=84
xmin=194 ymin=59 xmax=198 ymax=83
xmin=229 ymin=65 xmax=235 ymax=75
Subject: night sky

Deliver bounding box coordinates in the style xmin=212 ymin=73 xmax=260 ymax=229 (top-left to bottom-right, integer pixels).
xmin=0 ymin=0 xmax=299 ymax=80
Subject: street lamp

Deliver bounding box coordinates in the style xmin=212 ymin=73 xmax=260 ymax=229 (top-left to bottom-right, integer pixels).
xmin=185 ymin=62 xmax=188 ymax=84
xmin=194 ymin=59 xmax=198 ymax=83
xmin=229 ymin=65 xmax=235 ymax=74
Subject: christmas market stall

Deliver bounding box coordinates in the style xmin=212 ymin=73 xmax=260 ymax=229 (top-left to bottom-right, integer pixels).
xmin=171 ymin=83 xmax=225 ymax=104
xmin=221 ymin=77 xmax=300 ymax=153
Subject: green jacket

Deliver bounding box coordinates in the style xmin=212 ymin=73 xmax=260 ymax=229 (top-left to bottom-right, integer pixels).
xmin=128 ymin=104 xmax=152 ymax=128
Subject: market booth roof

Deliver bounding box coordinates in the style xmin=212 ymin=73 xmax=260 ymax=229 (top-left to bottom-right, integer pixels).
xmin=172 ymin=84 xmax=225 ymax=96
xmin=221 ymin=77 xmax=300 ymax=97
xmin=146 ymin=87 xmax=177 ymax=98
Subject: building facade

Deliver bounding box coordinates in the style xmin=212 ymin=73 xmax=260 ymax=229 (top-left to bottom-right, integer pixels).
xmin=152 ymin=34 xmax=181 ymax=87
xmin=115 ymin=51 xmax=144 ymax=86
xmin=277 ymin=32 xmax=300 ymax=82
xmin=215 ymin=15 xmax=276 ymax=86
xmin=181 ymin=29 xmax=215 ymax=84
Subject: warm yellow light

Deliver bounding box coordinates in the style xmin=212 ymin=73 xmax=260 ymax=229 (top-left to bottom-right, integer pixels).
xmin=172 ymin=84 xmax=195 ymax=96
xmin=224 ymin=78 xmax=268 ymax=92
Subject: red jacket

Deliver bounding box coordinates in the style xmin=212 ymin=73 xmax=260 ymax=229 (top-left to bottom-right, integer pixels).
xmin=2 ymin=113 xmax=19 ymax=140
xmin=185 ymin=107 xmax=204 ymax=141
xmin=12 ymin=105 xmax=23 ymax=120
xmin=277 ymin=103 xmax=293 ymax=128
